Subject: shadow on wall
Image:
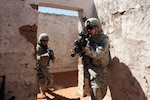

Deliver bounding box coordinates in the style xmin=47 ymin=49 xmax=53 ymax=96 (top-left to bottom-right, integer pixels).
xmin=108 ymin=57 xmax=147 ymax=100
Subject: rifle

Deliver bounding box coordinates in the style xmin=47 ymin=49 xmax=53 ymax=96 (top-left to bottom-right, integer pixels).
xmin=70 ymin=31 xmax=89 ymax=57
xmin=47 ymin=47 xmax=55 ymax=64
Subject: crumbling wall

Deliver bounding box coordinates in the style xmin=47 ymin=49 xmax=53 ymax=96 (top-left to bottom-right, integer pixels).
xmin=38 ymin=13 xmax=80 ymax=73
xmin=94 ymin=0 xmax=150 ymax=99
xmin=0 ymin=0 xmax=38 ymax=99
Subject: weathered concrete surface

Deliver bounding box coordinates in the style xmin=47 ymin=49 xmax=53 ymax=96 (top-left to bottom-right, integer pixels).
xmin=94 ymin=0 xmax=150 ymax=99
xmin=38 ymin=13 xmax=80 ymax=73
xmin=0 ymin=0 xmax=38 ymax=99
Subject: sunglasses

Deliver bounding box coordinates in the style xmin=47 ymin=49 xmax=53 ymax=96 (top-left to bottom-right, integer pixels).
xmin=86 ymin=25 xmax=94 ymax=30
xmin=42 ymin=40 xmax=48 ymax=42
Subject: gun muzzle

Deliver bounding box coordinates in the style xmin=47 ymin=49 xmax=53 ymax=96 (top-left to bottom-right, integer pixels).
xmin=71 ymin=53 xmax=75 ymax=57
xmin=70 ymin=49 xmax=76 ymax=57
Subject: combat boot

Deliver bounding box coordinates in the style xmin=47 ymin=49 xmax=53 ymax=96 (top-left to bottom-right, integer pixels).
xmin=37 ymin=87 xmax=46 ymax=99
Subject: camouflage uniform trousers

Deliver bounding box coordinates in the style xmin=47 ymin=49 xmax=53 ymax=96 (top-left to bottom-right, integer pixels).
xmin=37 ymin=66 xmax=53 ymax=93
xmin=87 ymin=65 xmax=109 ymax=100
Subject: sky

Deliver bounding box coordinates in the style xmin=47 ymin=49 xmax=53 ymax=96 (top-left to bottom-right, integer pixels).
xmin=38 ymin=6 xmax=78 ymax=16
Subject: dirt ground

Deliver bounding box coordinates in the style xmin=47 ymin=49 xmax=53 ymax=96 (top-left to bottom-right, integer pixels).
xmin=37 ymin=86 xmax=90 ymax=100
xmin=37 ymin=71 xmax=111 ymax=100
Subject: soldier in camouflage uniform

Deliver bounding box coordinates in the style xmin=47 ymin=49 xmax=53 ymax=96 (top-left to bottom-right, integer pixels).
xmin=82 ymin=18 xmax=110 ymax=100
xmin=36 ymin=33 xmax=55 ymax=98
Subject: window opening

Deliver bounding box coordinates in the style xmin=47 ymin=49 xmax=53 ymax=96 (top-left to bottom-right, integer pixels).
xmin=38 ymin=6 xmax=78 ymax=16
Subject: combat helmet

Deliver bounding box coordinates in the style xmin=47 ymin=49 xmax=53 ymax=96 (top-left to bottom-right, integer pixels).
xmin=38 ymin=33 xmax=49 ymax=42
xmin=85 ymin=18 xmax=101 ymax=29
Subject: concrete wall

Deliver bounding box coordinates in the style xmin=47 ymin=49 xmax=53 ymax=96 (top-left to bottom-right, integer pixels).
xmin=0 ymin=0 xmax=38 ymax=99
xmin=94 ymin=0 xmax=150 ymax=99
xmin=38 ymin=13 xmax=79 ymax=73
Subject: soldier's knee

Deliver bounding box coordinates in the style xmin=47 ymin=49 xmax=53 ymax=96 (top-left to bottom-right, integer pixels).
xmin=40 ymin=83 xmax=47 ymax=92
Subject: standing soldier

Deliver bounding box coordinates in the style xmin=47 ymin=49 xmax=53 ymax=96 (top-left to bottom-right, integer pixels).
xmin=82 ymin=18 xmax=110 ymax=100
xmin=36 ymin=33 xmax=55 ymax=98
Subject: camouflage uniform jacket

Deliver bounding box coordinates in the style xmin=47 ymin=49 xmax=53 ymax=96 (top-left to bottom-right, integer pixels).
xmin=84 ymin=31 xmax=110 ymax=67
xmin=36 ymin=43 xmax=54 ymax=67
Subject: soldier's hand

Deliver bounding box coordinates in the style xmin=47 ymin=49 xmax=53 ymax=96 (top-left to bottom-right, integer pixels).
xmin=82 ymin=48 xmax=86 ymax=53
xmin=33 ymin=67 xmax=39 ymax=71
xmin=78 ymin=48 xmax=86 ymax=56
